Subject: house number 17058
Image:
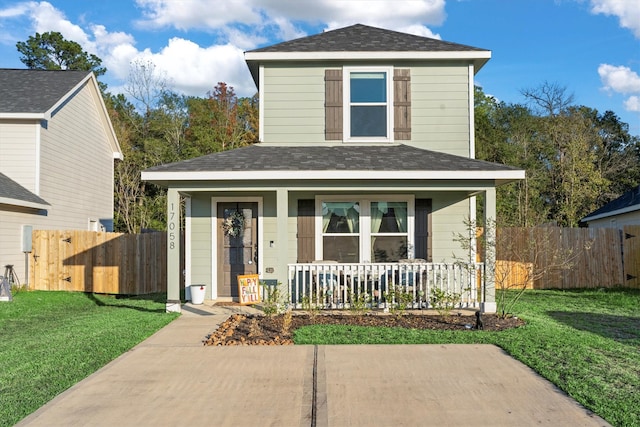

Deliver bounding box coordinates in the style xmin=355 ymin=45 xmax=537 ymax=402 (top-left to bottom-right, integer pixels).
xmin=169 ymin=202 xmax=177 ymax=250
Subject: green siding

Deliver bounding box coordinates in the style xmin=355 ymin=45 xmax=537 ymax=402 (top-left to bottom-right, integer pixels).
xmin=430 ymin=196 xmax=471 ymax=263
xmin=189 ymin=196 xmax=212 ymax=288
xmin=410 ymin=65 xmax=469 ymax=156
xmin=261 ymin=61 xmax=471 ymax=156
xmin=185 ymin=188 xmax=476 ymax=294
xmin=263 ymin=65 xmax=326 ymax=144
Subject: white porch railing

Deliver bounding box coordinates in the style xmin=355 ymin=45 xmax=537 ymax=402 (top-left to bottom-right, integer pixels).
xmin=287 ymin=262 xmax=484 ymax=310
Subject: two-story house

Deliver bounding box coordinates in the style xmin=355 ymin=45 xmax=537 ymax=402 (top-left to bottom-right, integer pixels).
xmin=0 ymin=69 xmax=121 ymax=285
xmin=142 ymin=24 xmax=524 ymax=313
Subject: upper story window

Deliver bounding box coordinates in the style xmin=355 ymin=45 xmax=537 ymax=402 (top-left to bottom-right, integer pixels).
xmin=325 ymin=67 xmax=411 ymax=143
xmin=344 ymin=67 xmax=393 ymax=142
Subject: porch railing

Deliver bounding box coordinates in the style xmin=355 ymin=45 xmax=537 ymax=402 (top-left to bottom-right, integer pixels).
xmin=287 ymin=262 xmax=484 ymax=310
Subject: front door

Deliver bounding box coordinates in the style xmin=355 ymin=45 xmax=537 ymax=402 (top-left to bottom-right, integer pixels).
xmin=217 ymin=202 xmax=258 ymax=299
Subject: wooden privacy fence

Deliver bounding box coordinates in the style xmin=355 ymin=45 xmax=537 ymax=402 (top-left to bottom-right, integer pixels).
xmin=492 ymin=226 xmax=640 ymax=289
xmin=29 ymin=230 xmax=174 ymax=295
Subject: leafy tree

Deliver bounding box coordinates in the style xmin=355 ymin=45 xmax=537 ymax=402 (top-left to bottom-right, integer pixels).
xmin=184 ymin=82 xmax=258 ymax=157
xmin=476 ymin=82 xmax=639 ymax=227
xmin=16 ymin=31 xmax=106 ymax=77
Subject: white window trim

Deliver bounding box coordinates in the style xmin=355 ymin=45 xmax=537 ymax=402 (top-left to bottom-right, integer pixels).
xmin=343 ymin=66 xmax=394 ymax=143
xmin=315 ymin=195 xmax=414 ymax=263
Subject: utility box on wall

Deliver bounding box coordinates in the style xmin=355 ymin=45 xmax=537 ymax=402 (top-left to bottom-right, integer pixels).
xmin=21 ymin=225 xmax=33 ymax=253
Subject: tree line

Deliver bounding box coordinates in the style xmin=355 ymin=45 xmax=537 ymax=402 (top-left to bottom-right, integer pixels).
xmin=475 ymin=84 xmax=640 ymax=227
xmin=15 ymin=32 xmax=640 ymax=231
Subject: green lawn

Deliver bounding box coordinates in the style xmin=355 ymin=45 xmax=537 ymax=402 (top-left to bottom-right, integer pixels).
xmin=0 ymin=291 xmax=179 ymax=427
xmin=294 ymin=289 xmax=640 ymax=427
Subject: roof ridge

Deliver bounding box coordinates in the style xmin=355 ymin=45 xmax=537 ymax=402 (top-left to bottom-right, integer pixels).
xmin=246 ymin=23 xmax=488 ymax=53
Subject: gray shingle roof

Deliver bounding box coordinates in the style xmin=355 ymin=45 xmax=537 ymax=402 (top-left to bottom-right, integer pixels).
xmin=0 ymin=69 xmax=90 ymax=114
xmin=0 ymin=172 xmax=49 ymax=206
xmin=144 ymin=144 xmax=519 ymax=173
xmin=247 ymin=24 xmax=487 ymax=53
xmin=582 ymin=185 xmax=640 ymax=222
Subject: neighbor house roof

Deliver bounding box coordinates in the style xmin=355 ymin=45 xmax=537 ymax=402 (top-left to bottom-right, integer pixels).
xmin=0 ymin=172 xmax=49 ymax=210
xmin=0 ymin=68 xmax=123 ymax=159
xmin=245 ymin=24 xmax=491 ymax=85
xmin=142 ymin=144 xmax=524 ymax=186
xmin=0 ymin=69 xmax=91 ymax=115
xmin=581 ymin=185 xmax=640 ymax=223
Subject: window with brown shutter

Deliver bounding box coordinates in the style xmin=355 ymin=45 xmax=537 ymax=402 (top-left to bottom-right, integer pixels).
xmin=325 ymin=67 xmax=411 ymax=142
xmin=394 ymin=69 xmax=411 ymax=140
xmin=324 ymin=69 xmax=343 ymax=140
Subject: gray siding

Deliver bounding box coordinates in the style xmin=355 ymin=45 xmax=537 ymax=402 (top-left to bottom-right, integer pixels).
xmin=38 ymin=81 xmax=114 ymax=230
xmin=0 ymin=81 xmax=117 ymax=284
xmin=587 ymin=211 xmax=640 ymax=228
xmin=0 ymin=120 xmax=38 ymax=192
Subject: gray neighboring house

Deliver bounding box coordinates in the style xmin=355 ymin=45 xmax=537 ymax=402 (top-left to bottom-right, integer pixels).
xmin=0 ymin=69 xmax=122 ymax=284
xmin=142 ymin=24 xmax=525 ymax=313
xmin=581 ymin=185 xmax=640 ymax=228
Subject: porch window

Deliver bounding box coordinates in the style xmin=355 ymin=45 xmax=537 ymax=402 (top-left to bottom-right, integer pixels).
xmin=321 ymin=201 xmax=360 ymax=263
xmin=371 ymin=201 xmax=408 ymax=262
xmin=317 ymin=197 xmax=413 ymax=263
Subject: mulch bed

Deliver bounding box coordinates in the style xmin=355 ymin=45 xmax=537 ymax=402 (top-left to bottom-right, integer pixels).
xmin=204 ymin=312 xmax=524 ymax=346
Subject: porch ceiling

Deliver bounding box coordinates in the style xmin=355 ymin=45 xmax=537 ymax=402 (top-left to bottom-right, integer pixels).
xmin=142 ymin=144 xmax=524 ymax=188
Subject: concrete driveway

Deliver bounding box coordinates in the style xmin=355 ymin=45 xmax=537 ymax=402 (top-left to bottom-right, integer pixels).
xmin=17 ymin=303 xmax=610 ymax=427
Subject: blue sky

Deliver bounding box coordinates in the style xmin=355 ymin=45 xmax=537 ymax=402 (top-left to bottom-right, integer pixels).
xmin=1 ymin=0 xmax=639 ymax=135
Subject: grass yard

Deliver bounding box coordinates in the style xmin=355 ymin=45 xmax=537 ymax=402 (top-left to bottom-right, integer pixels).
xmin=0 ymin=291 xmax=179 ymax=427
xmin=294 ymin=289 xmax=640 ymax=427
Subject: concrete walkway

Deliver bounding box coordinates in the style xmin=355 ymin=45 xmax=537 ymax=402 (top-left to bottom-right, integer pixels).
xmin=17 ymin=303 xmax=610 ymax=427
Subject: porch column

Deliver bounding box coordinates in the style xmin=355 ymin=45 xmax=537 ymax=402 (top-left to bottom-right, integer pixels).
xmin=482 ymin=187 xmax=497 ymax=313
xmin=276 ymin=188 xmax=289 ymax=295
xmin=166 ymin=188 xmax=181 ymax=313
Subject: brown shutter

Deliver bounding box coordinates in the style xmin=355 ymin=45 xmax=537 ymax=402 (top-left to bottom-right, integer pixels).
xmin=415 ymin=199 xmax=432 ymax=261
xmin=394 ymin=69 xmax=411 ymax=140
xmin=325 ymin=69 xmax=343 ymax=140
xmin=297 ymin=199 xmax=315 ymax=262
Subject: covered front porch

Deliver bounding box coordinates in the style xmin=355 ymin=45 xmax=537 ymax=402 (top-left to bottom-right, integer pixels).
xmin=140 ymin=145 xmax=524 ymax=315
xmin=160 ymin=184 xmax=499 ymax=314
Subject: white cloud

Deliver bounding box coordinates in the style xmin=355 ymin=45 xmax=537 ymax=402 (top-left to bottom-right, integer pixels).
xmin=0 ymin=2 xmax=32 ymax=18
xmin=624 ymin=95 xmax=640 ymax=112
xmin=134 ymin=0 xmax=262 ymax=30
xmin=132 ymin=38 xmax=254 ymax=97
xmin=590 ymin=0 xmax=640 ymax=38
xmin=29 ymin=1 xmax=90 ymax=47
xmin=6 ymin=0 xmax=446 ymax=98
xmin=598 ymin=64 xmax=640 ymax=94
xmin=134 ymin=0 xmax=446 ymax=42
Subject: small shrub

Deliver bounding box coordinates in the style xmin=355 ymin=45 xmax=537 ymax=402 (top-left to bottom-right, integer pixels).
xmin=301 ymin=293 xmax=322 ymax=321
xmin=384 ymin=285 xmax=413 ymax=316
xmin=348 ymin=287 xmax=370 ymax=315
xmin=429 ymin=287 xmax=461 ymax=316
xmin=261 ymin=281 xmax=284 ymax=317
